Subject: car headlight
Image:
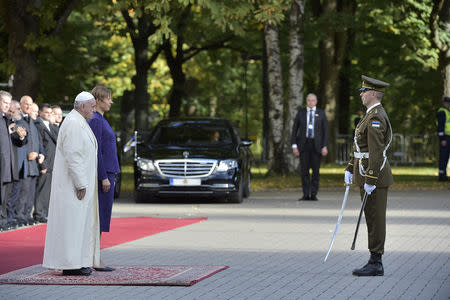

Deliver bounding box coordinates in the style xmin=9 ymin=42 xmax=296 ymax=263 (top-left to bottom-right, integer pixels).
xmin=137 ymin=158 xmax=156 ymax=172
xmin=217 ymin=159 xmax=238 ymax=172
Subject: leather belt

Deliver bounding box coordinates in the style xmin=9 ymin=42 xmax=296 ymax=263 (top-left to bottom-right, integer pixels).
xmin=354 ymin=152 xmax=369 ymax=159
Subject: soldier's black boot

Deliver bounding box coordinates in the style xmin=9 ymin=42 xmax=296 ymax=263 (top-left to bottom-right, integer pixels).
xmin=352 ymin=252 xmax=384 ymax=276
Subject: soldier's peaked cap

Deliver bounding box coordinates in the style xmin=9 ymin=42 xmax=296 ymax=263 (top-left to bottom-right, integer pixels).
xmin=359 ymin=75 xmax=389 ymax=92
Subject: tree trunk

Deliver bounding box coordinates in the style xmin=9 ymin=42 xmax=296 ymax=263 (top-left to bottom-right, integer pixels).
xmin=317 ymin=0 xmax=348 ymax=163
xmin=337 ymin=0 xmax=356 ymax=134
xmin=1 ymin=0 xmax=79 ymax=99
xmin=133 ymin=39 xmax=150 ymax=130
xmin=262 ymin=31 xmax=270 ymax=162
xmin=264 ymin=23 xmax=288 ymax=175
xmin=5 ymin=1 xmax=40 ymax=98
xmin=439 ymin=0 xmax=450 ymax=98
xmin=121 ymin=8 xmax=161 ymax=131
xmin=286 ymin=0 xmax=305 ymax=173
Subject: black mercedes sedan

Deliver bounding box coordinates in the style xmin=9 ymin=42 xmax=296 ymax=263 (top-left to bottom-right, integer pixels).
xmin=133 ymin=118 xmax=253 ymax=203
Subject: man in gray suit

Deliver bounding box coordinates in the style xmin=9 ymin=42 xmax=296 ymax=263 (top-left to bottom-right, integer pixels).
xmin=0 ymin=91 xmax=26 ymax=231
xmin=291 ymin=93 xmax=329 ymax=201
xmin=34 ymin=103 xmax=58 ymax=223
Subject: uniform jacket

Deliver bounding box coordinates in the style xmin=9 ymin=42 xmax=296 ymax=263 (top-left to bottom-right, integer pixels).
xmin=34 ymin=117 xmax=58 ymax=172
xmin=291 ymin=107 xmax=329 ymax=154
xmin=346 ymin=104 xmax=394 ymax=187
xmin=43 ymin=109 xmax=100 ymax=269
xmin=88 ymin=112 xmax=120 ymax=181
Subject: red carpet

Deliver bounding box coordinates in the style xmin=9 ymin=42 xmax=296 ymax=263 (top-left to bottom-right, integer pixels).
xmin=0 ymin=217 xmax=207 ymax=275
xmin=0 ymin=264 xmax=228 ymax=286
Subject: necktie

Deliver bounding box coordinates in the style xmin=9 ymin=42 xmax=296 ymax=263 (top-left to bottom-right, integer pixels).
xmin=24 ymin=115 xmax=29 ymax=122
xmin=308 ymin=109 xmax=313 ymax=138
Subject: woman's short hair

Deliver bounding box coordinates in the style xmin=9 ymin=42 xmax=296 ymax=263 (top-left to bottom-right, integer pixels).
xmin=91 ymin=86 xmax=111 ymax=102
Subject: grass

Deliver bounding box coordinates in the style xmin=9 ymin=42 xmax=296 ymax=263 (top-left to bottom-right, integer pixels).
xmin=119 ymin=163 xmax=449 ymax=193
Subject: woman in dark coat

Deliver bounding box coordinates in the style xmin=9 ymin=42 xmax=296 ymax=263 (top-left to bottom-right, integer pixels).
xmin=88 ymin=86 xmax=120 ymax=271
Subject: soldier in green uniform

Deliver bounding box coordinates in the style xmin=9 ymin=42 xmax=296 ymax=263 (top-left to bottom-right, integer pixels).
xmin=436 ymin=97 xmax=449 ymax=182
xmin=344 ymin=75 xmax=394 ymax=276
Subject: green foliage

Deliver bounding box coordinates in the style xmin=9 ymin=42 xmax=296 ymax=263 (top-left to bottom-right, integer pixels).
xmin=1 ymin=0 xmax=446 ymax=139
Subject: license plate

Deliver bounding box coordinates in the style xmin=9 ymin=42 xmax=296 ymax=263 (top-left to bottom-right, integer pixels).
xmin=170 ymin=178 xmax=201 ymax=186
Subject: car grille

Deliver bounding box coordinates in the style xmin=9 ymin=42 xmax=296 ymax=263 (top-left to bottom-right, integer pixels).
xmin=156 ymin=159 xmax=217 ymax=178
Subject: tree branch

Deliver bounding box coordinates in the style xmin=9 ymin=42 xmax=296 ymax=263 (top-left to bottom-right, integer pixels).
xmin=121 ymin=8 xmax=137 ymax=40
xmin=144 ymin=44 xmax=164 ymax=70
xmin=183 ymin=36 xmax=234 ymax=62
xmin=429 ymin=0 xmax=447 ymax=51
xmin=49 ymin=0 xmax=81 ymax=35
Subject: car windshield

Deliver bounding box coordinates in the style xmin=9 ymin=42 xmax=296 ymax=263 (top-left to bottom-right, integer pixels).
xmin=149 ymin=122 xmax=234 ymax=146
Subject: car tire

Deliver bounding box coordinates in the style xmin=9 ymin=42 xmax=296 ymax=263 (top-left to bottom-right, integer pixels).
xmin=243 ymin=173 xmax=250 ymax=198
xmin=228 ymin=183 xmax=243 ymax=203
xmin=134 ymin=191 xmax=148 ymax=203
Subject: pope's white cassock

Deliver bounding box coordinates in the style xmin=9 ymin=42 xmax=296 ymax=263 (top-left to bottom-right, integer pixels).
xmin=43 ymin=109 xmax=101 ymax=270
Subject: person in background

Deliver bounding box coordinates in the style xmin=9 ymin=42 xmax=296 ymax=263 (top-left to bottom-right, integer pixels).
xmin=0 ymin=91 xmax=26 ymax=231
xmin=43 ymin=91 xmax=101 ymax=276
xmin=15 ymin=96 xmax=44 ymax=226
xmin=345 ymin=75 xmax=394 ymax=277
xmin=88 ymin=86 xmax=120 ymax=272
xmin=30 ymin=103 xmax=39 ymax=121
xmin=34 ymin=103 xmax=58 ymax=223
xmin=436 ymin=96 xmax=449 ymax=182
xmin=6 ymin=100 xmax=28 ymax=229
xmin=51 ymin=105 xmax=63 ymax=128
xmin=291 ymin=93 xmax=329 ymax=201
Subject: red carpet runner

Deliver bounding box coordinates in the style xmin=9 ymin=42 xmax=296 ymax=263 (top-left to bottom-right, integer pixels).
xmin=0 ymin=217 xmax=207 ymax=275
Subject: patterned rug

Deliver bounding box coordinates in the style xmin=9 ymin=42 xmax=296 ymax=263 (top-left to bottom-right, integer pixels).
xmin=0 ymin=264 xmax=228 ymax=286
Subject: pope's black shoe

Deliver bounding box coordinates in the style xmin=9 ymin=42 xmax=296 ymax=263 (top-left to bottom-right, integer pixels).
xmin=352 ymin=253 xmax=384 ymax=276
xmin=62 ymin=267 xmax=92 ymax=276
xmin=94 ymin=266 xmax=115 ymax=272
xmin=310 ymin=195 xmax=318 ymax=201
xmin=299 ymin=195 xmax=310 ymax=201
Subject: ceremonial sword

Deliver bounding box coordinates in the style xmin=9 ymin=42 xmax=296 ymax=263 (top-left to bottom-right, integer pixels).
xmin=351 ymin=191 xmax=369 ymax=250
xmin=324 ymin=184 xmax=351 ymax=262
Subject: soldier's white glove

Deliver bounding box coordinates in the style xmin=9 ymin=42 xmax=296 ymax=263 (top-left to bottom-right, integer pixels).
xmin=364 ymin=183 xmax=376 ymax=195
xmin=344 ymin=171 xmax=353 ymax=184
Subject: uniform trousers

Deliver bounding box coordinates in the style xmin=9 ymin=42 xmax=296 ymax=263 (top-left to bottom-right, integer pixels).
xmin=360 ymin=187 xmax=388 ymax=254
xmin=300 ymin=139 xmax=321 ymax=197
xmin=7 ymin=181 xmax=20 ymax=222
xmin=0 ymin=182 xmax=13 ymax=227
xmin=15 ymin=176 xmax=36 ymax=222
xmin=34 ymin=171 xmax=52 ymax=219
xmin=438 ymin=136 xmax=449 ymax=180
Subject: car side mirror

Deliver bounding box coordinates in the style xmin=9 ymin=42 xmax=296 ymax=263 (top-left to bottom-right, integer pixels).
xmin=240 ymin=140 xmax=253 ymax=147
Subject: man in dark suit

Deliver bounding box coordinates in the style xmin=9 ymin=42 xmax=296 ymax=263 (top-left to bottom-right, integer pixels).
xmin=15 ymin=95 xmax=44 ymax=226
xmin=291 ymin=93 xmax=329 ymax=201
xmin=34 ymin=103 xmax=58 ymax=223
xmin=6 ymin=99 xmax=28 ymax=228
xmin=0 ymin=91 xmax=27 ymax=231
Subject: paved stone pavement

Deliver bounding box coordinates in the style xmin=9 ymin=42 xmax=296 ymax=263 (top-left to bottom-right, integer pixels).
xmin=1 ymin=189 xmax=449 ymax=300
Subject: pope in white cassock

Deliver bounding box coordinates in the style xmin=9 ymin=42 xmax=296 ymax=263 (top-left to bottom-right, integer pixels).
xmin=43 ymin=91 xmax=101 ymax=276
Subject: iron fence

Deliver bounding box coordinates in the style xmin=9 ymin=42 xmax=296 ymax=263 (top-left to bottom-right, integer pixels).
xmin=335 ymin=133 xmax=439 ymax=165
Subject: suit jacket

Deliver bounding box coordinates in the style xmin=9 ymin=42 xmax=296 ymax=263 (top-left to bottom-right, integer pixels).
xmin=0 ymin=114 xmax=26 ymax=183
xmin=34 ymin=117 xmax=58 ymax=172
xmin=16 ymin=114 xmax=42 ymax=177
xmin=291 ymin=107 xmax=329 ymax=153
xmin=88 ymin=112 xmax=120 ymax=181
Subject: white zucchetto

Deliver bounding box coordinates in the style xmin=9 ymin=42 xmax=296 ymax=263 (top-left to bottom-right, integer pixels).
xmin=75 ymin=91 xmax=94 ymax=103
